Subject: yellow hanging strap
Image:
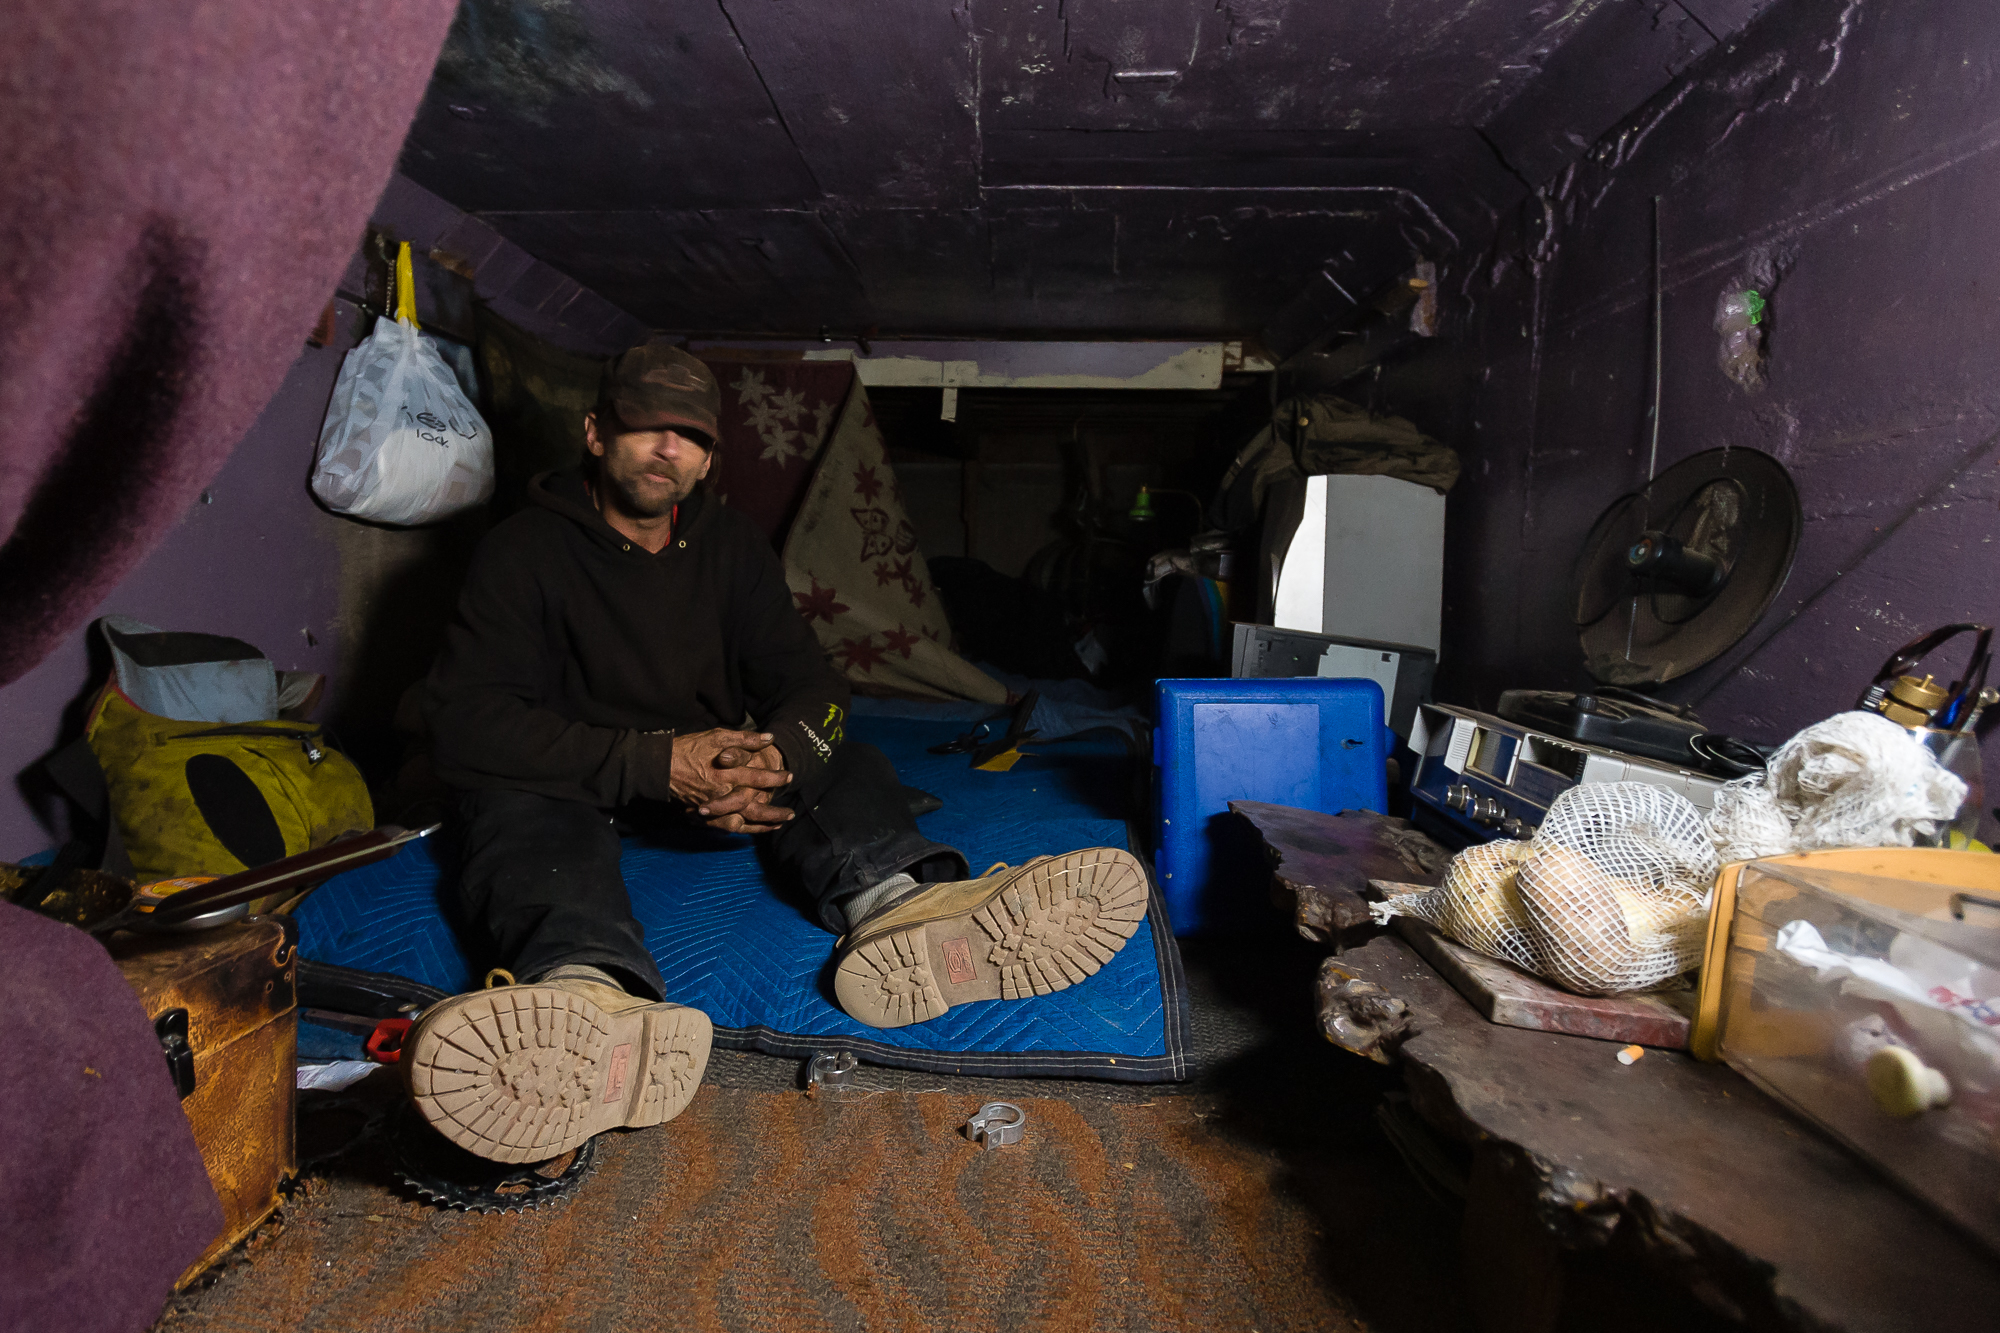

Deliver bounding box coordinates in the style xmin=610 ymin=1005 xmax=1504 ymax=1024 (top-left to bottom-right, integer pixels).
xmin=394 ymin=240 xmax=421 ymax=329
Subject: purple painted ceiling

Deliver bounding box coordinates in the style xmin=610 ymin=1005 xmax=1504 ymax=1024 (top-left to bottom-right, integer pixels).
xmin=399 ymin=0 xmax=1776 ymax=342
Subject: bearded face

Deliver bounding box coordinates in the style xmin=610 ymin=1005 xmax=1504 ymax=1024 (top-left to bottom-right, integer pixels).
xmin=585 ymin=411 xmax=713 ymax=517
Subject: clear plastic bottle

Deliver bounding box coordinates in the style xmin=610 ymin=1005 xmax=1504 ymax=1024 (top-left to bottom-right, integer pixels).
xmin=1714 ymin=288 xmax=1766 ymax=390
xmin=1910 ymin=726 xmax=1986 ymax=849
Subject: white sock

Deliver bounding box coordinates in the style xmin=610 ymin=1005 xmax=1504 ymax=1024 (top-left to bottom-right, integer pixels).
xmin=843 ymin=872 xmax=919 ymax=932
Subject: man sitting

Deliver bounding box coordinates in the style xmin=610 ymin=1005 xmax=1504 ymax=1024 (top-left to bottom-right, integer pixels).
xmin=402 ymin=340 xmax=1147 ymax=1164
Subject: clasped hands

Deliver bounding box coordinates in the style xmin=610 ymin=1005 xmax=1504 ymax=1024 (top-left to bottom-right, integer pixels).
xmin=669 ymin=729 xmax=795 ymax=834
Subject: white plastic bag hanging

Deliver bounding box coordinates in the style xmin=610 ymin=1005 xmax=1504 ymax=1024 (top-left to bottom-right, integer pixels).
xmin=311 ymin=242 xmax=494 ymax=525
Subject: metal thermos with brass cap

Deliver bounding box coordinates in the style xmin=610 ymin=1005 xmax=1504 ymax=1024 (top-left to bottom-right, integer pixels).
xmin=1872 ymin=672 xmax=1954 ymax=729
xmin=1856 ymin=624 xmax=1993 ymax=847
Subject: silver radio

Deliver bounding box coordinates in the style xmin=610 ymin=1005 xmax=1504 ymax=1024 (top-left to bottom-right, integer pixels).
xmin=1407 ymin=703 xmax=1727 ymax=842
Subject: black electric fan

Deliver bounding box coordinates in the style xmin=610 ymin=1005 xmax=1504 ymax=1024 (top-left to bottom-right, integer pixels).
xmin=1571 ymin=446 xmax=1801 ymax=687
xmin=1497 ymin=447 xmax=1801 ymax=774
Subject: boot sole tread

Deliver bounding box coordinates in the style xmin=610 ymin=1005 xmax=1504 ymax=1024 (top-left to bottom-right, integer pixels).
xmin=833 ymin=847 xmax=1148 ymax=1028
xmin=405 ymin=987 xmax=712 ymax=1163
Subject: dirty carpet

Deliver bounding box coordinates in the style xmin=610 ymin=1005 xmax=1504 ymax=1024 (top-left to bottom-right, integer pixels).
xmin=160 ymin=1084 xmax=1366 ymax=1332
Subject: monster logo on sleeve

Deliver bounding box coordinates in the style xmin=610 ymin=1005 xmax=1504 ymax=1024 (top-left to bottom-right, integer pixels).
xmin=796 ymin=703 xmax=846 ymax=763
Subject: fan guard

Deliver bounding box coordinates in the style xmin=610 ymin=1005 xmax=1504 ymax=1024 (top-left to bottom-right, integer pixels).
xmin=1572 ymin=447 xmax=1800 ymax=686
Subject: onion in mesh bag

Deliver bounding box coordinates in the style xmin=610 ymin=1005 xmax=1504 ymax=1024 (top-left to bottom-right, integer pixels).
xmin=1516 ymin=783 xmax=1718 ymax=996
xmin=1370 ymin=839 xmax=1537 ymax=971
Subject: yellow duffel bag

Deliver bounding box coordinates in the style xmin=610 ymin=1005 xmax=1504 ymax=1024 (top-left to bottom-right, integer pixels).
xmin=83 ymin=684 xmax=373 ymax=884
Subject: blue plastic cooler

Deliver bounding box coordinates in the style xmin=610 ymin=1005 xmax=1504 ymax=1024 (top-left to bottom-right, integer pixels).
xmin=1153 ymin=677 xmax=1388 ymax=934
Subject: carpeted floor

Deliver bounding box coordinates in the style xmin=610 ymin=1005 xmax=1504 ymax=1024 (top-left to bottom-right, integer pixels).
xmin=159 ymin=936 xmax=1474 ymax=1333
xmin=166 ymin=1086 xmax=1362 ymax=1332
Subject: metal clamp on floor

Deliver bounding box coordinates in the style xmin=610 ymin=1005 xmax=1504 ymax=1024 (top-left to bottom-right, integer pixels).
xmin=964 ymin=1101 xmax=1026 ymax=1150
xmin=806 ymin=1050 xmax=858 ymax=1091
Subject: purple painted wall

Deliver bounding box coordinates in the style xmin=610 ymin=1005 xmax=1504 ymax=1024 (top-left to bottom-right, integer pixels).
xmin=0 ymin=342 xmax=349 ymax=858
xmin=1440 ymin=0 xmax=2000 ymax=796
xmin=0 ymin=174 xmax=648 ymax=860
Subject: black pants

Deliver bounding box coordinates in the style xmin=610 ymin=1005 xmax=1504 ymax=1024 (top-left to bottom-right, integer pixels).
xmin=454 ymin=742 xmax=966 ymax=1000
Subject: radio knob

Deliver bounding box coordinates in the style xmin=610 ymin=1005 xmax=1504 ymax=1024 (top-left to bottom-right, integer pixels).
xmin=1445 ymin=784 xmax=1472 ymax=812
xmin=1472 ymin=796 xmax=1503 ymax=825
xmin=1500 ymin=817 xmax=1526 ymax=838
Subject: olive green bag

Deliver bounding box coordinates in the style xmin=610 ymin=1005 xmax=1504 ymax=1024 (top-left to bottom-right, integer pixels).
xmin=49 ymin=618 xmax=372 ymax=885
xmin=81 ymin=686 xmax=372 ymax=883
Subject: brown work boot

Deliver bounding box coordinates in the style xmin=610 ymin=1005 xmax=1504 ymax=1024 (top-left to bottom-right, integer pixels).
xmin=402 ymin=966 xmax=712 ymax=1164
xmin=832 ymin=847 xmax=1149 ymax=1029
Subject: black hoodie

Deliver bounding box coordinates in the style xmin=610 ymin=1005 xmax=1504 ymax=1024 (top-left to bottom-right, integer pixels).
xmin=424 ymin=468 xmax=848 ymax=806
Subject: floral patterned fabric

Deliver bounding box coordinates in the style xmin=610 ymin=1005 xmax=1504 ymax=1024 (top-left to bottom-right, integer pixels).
xmin=699 ymin=358 xmax=855 ymax=544
xmin=780 ymin=377 xmax=1006 ymax=703
xmin=694 ymin=355 xmax=999 ymax=702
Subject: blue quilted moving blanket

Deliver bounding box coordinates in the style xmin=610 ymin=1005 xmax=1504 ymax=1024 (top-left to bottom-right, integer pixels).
xmin=295 ymin=713 xmax=1192 ymax=1082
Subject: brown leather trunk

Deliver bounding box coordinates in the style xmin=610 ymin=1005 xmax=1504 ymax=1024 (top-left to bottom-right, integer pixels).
xmin=109 ymin=919 xmax=297 ymax=1289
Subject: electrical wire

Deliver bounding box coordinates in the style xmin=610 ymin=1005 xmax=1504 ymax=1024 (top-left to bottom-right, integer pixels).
xmin=1628 ymin=195 xmax=1666 ymax=663
xmin=1690 ymin=732 xmax=1770 ymax=778
xmin=1646 ymin=195 xmax=1664 ymax=488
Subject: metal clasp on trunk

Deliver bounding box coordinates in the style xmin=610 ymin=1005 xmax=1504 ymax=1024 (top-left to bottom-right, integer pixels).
xmin=155 ymin=1008 xmax=195 ymax=1099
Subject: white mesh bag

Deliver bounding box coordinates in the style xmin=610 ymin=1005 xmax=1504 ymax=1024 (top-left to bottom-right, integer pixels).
xmin=1371 ymin=839 xmax=1538 ymax=970
xmin=1376 ymin=782 xmax=1716 ymax=996
xmin=1709 ymin=711 xmax=1968 ymax=863
xmin=1707 ymin=774 xmax=1798 ymax=863
xmin=1516 ymin=783 xmax=1717 ymax=995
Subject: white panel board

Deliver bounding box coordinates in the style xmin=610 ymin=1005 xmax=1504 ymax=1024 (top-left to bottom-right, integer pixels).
xmin=1317 ymin=642 xmax=1401 ymax=703
xmin=1319 ymin=475 xmax=1444 ymax=655
xmin=800 ymin=341 xmax=1225 ymax=390
xmin=1272 ymin=473 xmax=1328 ymax=633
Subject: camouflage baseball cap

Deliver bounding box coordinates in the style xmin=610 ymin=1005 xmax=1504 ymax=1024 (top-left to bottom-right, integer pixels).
xmin=600 ymin=339 xmax=720 ymax=446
